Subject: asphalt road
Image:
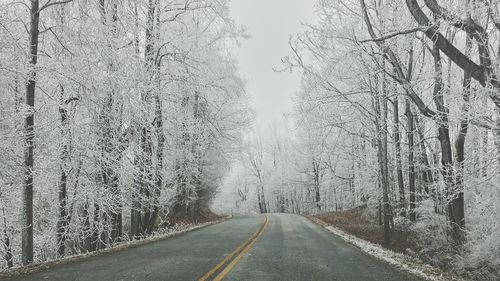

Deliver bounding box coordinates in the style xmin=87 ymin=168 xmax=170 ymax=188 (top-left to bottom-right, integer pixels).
xmin=4 ymin=214 xmax=423 ymax=281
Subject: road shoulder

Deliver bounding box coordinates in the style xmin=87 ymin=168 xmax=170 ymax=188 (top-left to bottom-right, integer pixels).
xmin=307 ymin=215 xmax=463 ymax=281
xmin=0 ymin=218 xmax=228 ymax=279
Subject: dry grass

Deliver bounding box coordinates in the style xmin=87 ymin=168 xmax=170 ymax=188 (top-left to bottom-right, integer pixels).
xmin=314 ymin=207 xmax=417 ymax=254
xmin=315 ymin=208 xmax=500 ymax=281
xmin=163 ymin=209 xmax=224 ymax=228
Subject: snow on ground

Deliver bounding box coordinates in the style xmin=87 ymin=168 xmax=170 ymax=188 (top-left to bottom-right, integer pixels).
xmin=308 ymin=216 xmax=465 ymax=281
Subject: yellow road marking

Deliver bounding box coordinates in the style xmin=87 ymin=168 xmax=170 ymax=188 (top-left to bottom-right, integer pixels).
xmin=212 ymin=216 xmax=269 ymax=281
xmin=199 ymin=216 xmax=268 ymax=281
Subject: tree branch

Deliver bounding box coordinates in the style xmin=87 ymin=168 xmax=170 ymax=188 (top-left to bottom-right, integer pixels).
xmin=360 ymin=0 xmax=436 ymax=119
xmin=39 ymin=0 xmax=73 ymax=12
xmin=360 ymin=27 xmax=428 ymax=43
xmin=405 ymin=0 xmax=487 ymax=86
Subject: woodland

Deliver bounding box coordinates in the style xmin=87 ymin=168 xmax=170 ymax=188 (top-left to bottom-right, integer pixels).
xmin=1 ymin=0 xmax=500 ymax=280
xmin=226 ymin=0 xmax=500 ymax=279
xmin=0 ymin=0 xmax=251 ymax=269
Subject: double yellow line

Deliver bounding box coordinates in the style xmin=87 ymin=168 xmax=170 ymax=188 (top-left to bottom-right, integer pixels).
xmin=199 ymin=216 xmax=269 ymax=281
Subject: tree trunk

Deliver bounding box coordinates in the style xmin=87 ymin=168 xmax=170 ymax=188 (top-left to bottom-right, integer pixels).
xmin=393 ymin=97 xmax=406 ymax=216
xmin=131 ymin=0 xmax=157 ymax=238
xmin=98 ymin=0 xmax=123 ymax=244
xmin=313 ymin=160 xmax=321 ymax=211
xmin=146 ymin=1 xmax=164 ymax=235
xmin=135 ymin=127 xmax=154 ymax=236
xmin=431 ymin=44 xmax=465 ymax=244
xmin=146 ymin=94 xmax=164 ymax=235
xmin=415 ymin=115 xmax=433 ymax=194
xmin=22 ymin=0 xmax=40 ymax=265
xmin=130 ymin=165 xmax=142 ymax=238
xmin=260 ymin=184 xmax=268 ymax=213
xmin=57 ymin=85 xmax=70 ymax=256
xmin=2 ymin=206 xmax=12 ymax=268
xmin=382 ymin=74 xmax=391 ymax=248
xmin=373 ymin=71 xmax=391 ymax=248
xmin=453 ymin=32 xmax=472 ymax=243
xmin=406 ymin=101 xmax=416 ymax=222
xmin=91 ymin=203 xmax=101 ymax=250
xmin=81 ymin=199 xmax=92 ymax=252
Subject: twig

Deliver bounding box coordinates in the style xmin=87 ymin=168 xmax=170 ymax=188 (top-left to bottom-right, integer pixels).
xmin=360 ymin=27 xmax=429 ymax=43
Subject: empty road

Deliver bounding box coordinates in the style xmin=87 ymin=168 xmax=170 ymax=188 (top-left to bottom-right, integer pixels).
xmin=4 ymin=214 xmax=422 ymax=281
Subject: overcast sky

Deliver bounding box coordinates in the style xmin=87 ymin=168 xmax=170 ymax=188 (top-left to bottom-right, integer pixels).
xmin=230 ymin=0 xmax=317 ymax=130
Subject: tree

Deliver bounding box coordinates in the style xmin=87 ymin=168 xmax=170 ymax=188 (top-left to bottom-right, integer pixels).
xmin=405 ymin=100 xmax=416 ymax=222
xmin=393 ymin=96 xmax=406 ymax=216
xmin=0 ymin=0 xmax=250 ymax=268
xmin=21 ymin=0 xmax=40 ymax=265
xmin=245 ymin=137 xmax=268 ymax=214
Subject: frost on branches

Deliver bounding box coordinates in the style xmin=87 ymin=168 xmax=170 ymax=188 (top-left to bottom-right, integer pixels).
xmin=221 ymin=0 xmax=500 ymax=280
xmin=0 ymin=0 xmax=250 ymax=268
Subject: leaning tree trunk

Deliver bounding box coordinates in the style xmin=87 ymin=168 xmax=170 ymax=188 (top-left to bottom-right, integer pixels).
xmin=22 ymin=0 xmax=40 ymax=265
xmin=431 ymin=44 xmax=465 ymax=244
xmin=405 ymin=0 xmax=500 ymax=109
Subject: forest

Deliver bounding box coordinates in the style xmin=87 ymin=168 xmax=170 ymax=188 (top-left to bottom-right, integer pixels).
xmin=1 ymin=0 xmax=500 ymax=280
xmin=0 ymin=0 xmax=251 ymax=269
xmin=223 ymin=0 xmax=500 ymax=279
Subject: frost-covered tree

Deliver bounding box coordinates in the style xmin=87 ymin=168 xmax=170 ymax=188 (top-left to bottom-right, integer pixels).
xmin=0 ymin=0 xmax=250 ymax=268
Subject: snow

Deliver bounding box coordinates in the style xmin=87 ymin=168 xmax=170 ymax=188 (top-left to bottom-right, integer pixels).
xmin=308 ymin=217 xmax=465 ymax=281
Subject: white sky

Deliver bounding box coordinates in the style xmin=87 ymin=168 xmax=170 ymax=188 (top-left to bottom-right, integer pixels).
xmin=230 ymin=0 xmax=317 ymax=130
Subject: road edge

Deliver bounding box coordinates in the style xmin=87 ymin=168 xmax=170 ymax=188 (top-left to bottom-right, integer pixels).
xmin=0 ymin=217 xmax=229 ymax=278
xmin=306 ymin=215 xmax=464 ymax=281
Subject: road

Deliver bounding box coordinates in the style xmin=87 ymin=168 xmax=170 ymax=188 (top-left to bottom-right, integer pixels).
xmin=4 ymin=214 xmax=423 ymax=281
